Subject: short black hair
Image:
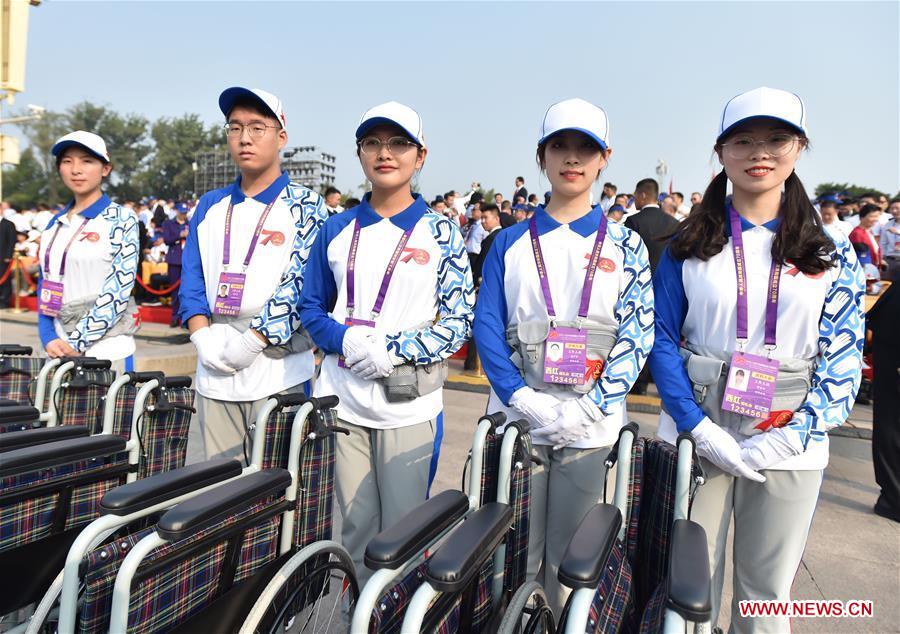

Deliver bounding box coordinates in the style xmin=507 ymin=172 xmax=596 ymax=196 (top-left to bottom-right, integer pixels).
xmin=603 ymin=182 xmax=617 ymax=190
xmin=516 ymin=176 xmax=525 ymax=183
xmin=345 ymin=197 xmax=361 ymax=208
xmin=324 ymin=186 xmax=340 ymax=197
xmin=444 ymin=190 xmax=456 ymax=199
xmin=635 ymin=178 xmax=659 ymax=199
xmin=859 ymin=203 xmax=881 ymax=219
xmin=481 ymin=203 xmax=499 ymax=215
xmin=673 ymin=191 xmax=684 ymax=201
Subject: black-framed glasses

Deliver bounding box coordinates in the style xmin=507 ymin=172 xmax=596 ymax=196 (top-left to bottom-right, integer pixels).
xmin=224 ymin=122 xmax=280 ymax=139
xmin=721 ymin=133 xmax=798 ymax=159
xmin=357 ymin=136 xmax=418 ymax=156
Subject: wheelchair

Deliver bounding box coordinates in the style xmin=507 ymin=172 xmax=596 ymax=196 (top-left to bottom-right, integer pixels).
xmin=498 ymin=427 xmax=713 ymax=634
xmin=0 ymin=371 xmax=195 ymax=631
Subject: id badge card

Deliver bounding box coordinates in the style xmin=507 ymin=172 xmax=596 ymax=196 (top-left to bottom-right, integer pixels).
xmin=213 ymin=272 xmax=246 ymax=317
xmin=721 ymin=352 xmax=780 ymax=419
xmin=543 ymin=327 xmax=588 ymax=385
xmin=38 ymin=280 xmax=64 ymax=317
xmin=338 ymin=317 xmax=376 ymax=369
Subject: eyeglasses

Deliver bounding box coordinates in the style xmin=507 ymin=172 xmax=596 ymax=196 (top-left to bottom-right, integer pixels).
xmin=720 ymin=133 xmax=798 ymax=159
xmin=224 ymin=123 xmax=280 ymax=139
xmin=357 ymin=136 xmax=418 ymax=156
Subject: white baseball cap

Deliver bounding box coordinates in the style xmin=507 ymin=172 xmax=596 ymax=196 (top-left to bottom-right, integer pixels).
xmin=219 ymin=87 xmax=287 ymax=131
xmin=356 ymin=101 xmax=424 ymax=146
xmin=718 ymin=87 xmax=806 ymax=142
xmin=538 ymin=98 xmax=609 ymax=151
xmin=51 ymin=131 xmax=110 ymax=163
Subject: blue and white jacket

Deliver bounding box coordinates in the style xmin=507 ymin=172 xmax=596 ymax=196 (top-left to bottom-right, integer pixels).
xmin=38 ymin=195 xmax=139 ymax=361
xmin=179 ymin=172 xmax=329 ymax=401
xmin=473 ymin=205 xmax=655 ymax=448
xmin=299 ymin=194 xmax=475 ymax=429
xmin=648 ymin=212 xmax=865 ymax=470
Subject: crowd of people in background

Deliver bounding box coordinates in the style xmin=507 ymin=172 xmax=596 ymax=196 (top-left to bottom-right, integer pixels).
xmin=1 ymin=179 xmax=898 ymax=316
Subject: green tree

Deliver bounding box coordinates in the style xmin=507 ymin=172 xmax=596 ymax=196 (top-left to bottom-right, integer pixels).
xmin=1 ymin=147 xmax=47 ymax=209
xmin=814 ymin=182 xmax=888 ymax=199
xmin=138 ymin=115 xmax=222 ymax=199
xmin=66 ymin=101 xmax=150 ymax=201
xmin=18 ymin=109 xmax=68 ymax=205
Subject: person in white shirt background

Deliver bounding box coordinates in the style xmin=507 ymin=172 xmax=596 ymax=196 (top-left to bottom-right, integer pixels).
xmin=648 ymin=87 xmax=864 ymax=633
xmin=819 ymin=197 xmax=852 ymax=239
xmin=37 ymin=131 xmax=140 ymax=372
xmin=179 ymin=86 xmax=329 ymax=461
xmin=474 ymin=98 xmax=653 ymax=613
xmin=299 ymin=101 xmax=475 ymax=585
xmin=324 ymin=186 xmax=344 ymax=214
xmin=598 ymin=181 xmax=617 ymax=212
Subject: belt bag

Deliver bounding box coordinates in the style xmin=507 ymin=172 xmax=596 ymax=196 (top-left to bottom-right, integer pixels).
xmin=59 ymin=296 xmax=141 ymax=339
xmin=506 ymin=319 xmax=617 ymax=394
xmin=678 ymin=346 xmax=815 ymax=436
xmin=378 ymin=359 xmax=449 ymax=403
xmin=212 ymin=315 xmax=315 ymax=358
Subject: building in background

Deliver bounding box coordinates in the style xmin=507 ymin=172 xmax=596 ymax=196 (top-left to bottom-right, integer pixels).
xmin=193 ymin=145 xmax=336 ymax=194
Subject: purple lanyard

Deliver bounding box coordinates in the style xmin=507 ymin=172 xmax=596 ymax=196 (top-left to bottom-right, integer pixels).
xmin=528 ymin=213 xmax=608 ymax=321
xmin=346 ymin=219 xmax=413 ymax=319
xmin=222 ymin=198 xmax=277 ymax=270
xmin=43 ymin=217 xmax=89 ymax=277
xmin=728 ymin=205 xmax=781 ymax=348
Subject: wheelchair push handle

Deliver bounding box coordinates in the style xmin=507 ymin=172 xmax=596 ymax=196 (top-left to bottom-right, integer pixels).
xmin=0 ymin=344 xmax=33 ymax=356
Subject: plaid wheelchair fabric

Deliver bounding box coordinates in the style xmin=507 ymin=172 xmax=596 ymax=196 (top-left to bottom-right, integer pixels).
xmin=503 ymin=436 xmax=531 ymax=595
xmin=586 ymin=539 xmax=635 ymax=634
xmin=55 ymin=369 xmax=115 ymax=433
xmin=433 ymin=559 xmax=494 ymax=634
xmin=623 ymin=437 xmax=645 ymax=569
xmin=634 ymin=439 xmax=680 ymax=613
xmin=637 ymin=584 xmax=667 ymax=634
xmin=367 ymin=562 xmax=428 ymax=633
xmin=0 ymin=355 xmax=44 ymax=406
xmin=74 ymin=404 xmax=338 ymax=633
xmin=134 ymin=387 xmax=194 ymax=480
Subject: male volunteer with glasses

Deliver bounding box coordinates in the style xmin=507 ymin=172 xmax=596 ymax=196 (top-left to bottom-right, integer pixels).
xmin=179 ymin=87 xmax=330 ymax=460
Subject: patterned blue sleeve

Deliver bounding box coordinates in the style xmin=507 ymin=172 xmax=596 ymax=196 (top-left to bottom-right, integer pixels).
xmin=584 ymin=227 xmax=655 ymax=414
xmin=250 ymin=185 xmax=329 ymax=345
xmin=67 ymin=206 xmax=140 ymax=352
xmin=785 ymin=237 xmax=865 ymax=449
xmin=386 ymin=213 xmax=475 ymax=364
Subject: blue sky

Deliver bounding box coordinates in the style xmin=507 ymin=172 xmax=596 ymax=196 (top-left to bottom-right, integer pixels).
xmin=12 ymin=1 xmax=899 ymax=199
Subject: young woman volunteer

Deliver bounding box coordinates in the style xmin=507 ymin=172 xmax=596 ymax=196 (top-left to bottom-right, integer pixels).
xmin=649 ymin=87 xmax=865 ymax=632
xmin=473 ymin=98 xmax=654 ymax=612
xmin=37 ymin=131 xmax=140 ymax=372
xmin=299 ymin=101 xmax=475 ymax=584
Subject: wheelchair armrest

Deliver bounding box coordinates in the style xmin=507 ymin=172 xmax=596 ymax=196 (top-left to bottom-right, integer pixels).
xmin=156 ymin=468 xmax=291 ymax=541
xmin=666 ymin=519 xmax=712 ymax=623
xmin=0 ymin=435 xmax=127 ymax=478
xmin=161 ymin=376 xmax=192 ymax=389
xmin=100 ymin=458 xmax=242 ymax=516
xmin=0 ymin=344 xmax=33 ymax=355
xmin=557 ymin=503 xmax=622 ymax=590
xmin=365 ymin=489 xmax=469 ymax=570
xmin=0 ymin=405 xmax=41 ymax=424
xmin=425 ymin=502 xmax=513 ymax=593
xmin=0 ymin=425 xmax=90 ymax=453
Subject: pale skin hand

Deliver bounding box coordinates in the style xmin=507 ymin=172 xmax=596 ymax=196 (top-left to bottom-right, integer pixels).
xmin=46 ymin=338 xmax=78 ymax=358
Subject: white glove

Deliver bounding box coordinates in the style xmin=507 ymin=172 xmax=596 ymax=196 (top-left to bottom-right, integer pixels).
xmin=739 ymin=426 xmax=803 ymax=471
xmin=692 ymin=418 xmax=766 ymax=482
xmin=222 ymin=329 xmax=267 ymax=371
xmin=530 ymin=397 xmax=599 ymax=449
xmin=342 ymin=325 xmax=376 ymax=365
xmin=350 ymin=335 xmax=396 ymax=380
xmin=191 ymin=327 xmax=236 ymax=376
xmin=509 ymin=387 xmax=560 ymax=430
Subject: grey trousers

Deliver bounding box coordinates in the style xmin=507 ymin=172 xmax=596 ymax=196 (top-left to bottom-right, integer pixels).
xmin=691 ymin=460 xmax=823 ymax=634
xmin=194 ymin=384 xmax=305 ymax=462
xmin=335 ymin=419 xmax=437 ymax=588
xmin=527 ymin=444 xmax=609 ymax=615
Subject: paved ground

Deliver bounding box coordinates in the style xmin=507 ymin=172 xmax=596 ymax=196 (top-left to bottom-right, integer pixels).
xmin=2 ymin=311 xmax=897 ymax=632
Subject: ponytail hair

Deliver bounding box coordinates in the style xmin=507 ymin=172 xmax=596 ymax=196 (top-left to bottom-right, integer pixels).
xmin=668 ymin=169 xmax=836 ymax=275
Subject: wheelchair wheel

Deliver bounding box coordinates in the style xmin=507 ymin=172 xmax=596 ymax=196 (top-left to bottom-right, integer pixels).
xmin=240 ymin=540 xmax=358 ymax=634
xmin=498 ymin=580 xmax=555 ymax=634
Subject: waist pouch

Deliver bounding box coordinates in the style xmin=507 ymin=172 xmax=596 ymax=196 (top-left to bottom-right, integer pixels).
xmin=213 ymin=315 xmax=314 ymax=358
xmin=506 ymin=319 xmax=617 ymax=394
xmin=59 ymin=296 xmax=141 ymax=338
xmin=677 ymin=346 xmax=815 ymax=436
xmin=375 ymin=320 xmax=449 ymax=402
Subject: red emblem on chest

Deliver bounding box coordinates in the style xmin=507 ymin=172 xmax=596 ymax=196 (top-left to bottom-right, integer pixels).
xmin=260 ymin=230 xmax=285 ymax=246
xmin=785 ymin=262 xmax=824 ymax=279
xmin=80 ymin=232 xmax=101 ymax=243
xmin=583 ymin=253 xmax=616 ymax=272
xmin=401 ymin=248 xmax=430 ymax=265
xmin=754 ymin=410 xmax=793 ymax=432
